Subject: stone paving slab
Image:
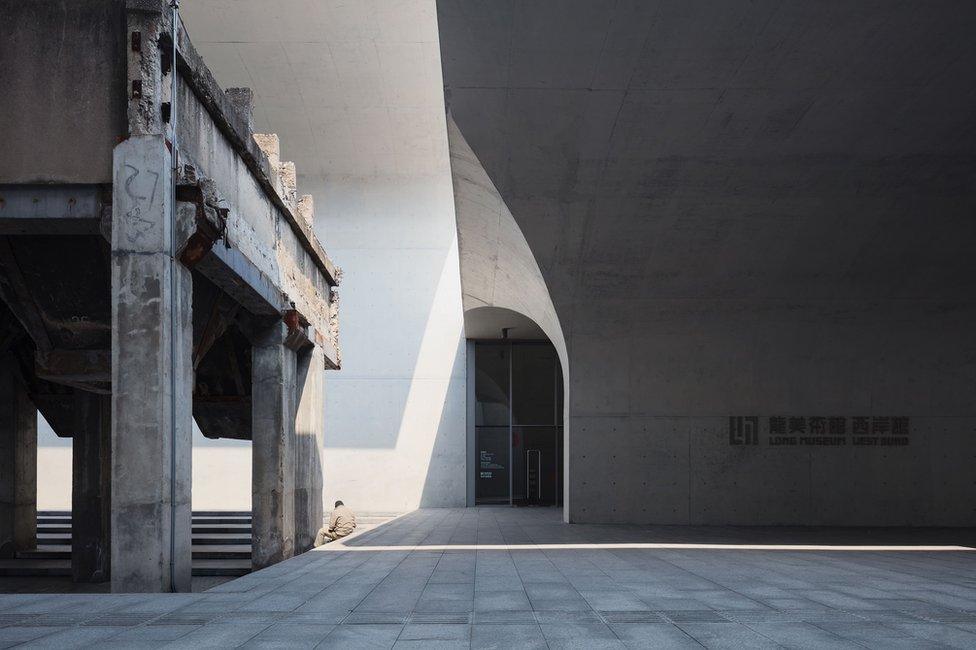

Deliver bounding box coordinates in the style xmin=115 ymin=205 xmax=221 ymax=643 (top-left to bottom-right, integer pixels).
xmin=0 ymin=508 xmax=975 ymax=647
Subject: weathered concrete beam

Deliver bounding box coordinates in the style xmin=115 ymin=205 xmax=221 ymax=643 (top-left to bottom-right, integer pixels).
xmin=0 ymin=185 xmax=106 ymax=235
xmin=0 ymin=356 xmax=36 ymax=559
xmin=197 ymin=240 xmax=286 ymax=318
xmin=35 ymin=349 xmax=111 ymax=391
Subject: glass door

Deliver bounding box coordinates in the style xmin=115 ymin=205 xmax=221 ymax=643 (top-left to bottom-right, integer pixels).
xmin=474 ymin=341 xmax=563 ymax=506
xmin=474 ymin=343 xmax=510 ymax=504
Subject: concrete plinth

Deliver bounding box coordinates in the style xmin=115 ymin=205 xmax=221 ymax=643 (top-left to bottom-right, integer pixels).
xmin=110 ymin=136 xmax=193 ymax=592
xmin=294 ymin=345 xmax=325 ymax=553
xmin=0 ymin=358 xmax=36 ymax=558
xmin=71 ymin=391 xmax=111 ymax=582
xmin=251 ymin=322 xmax=297 ymax=569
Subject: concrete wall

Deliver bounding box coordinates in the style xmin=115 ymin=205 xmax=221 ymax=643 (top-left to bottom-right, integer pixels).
xmin=306 ymin=174 xmax=466 ymax=512
xmin=448 ymin=116 xmax=567 ymax=360
xmin=570 ymin=299 xmax=976 ymax=526
xmin=181 ymin=0 xmax=468 ymax=514
xmin=0 ymin=0 xmax=124 ymax=184
xmin=439 ymin=0 xmax=976 ymax=525
xmin=37 ymin=419 xmax=251 ymax=511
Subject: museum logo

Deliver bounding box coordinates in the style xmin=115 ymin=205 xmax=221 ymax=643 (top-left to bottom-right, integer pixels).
xmin=729 ymin=416 xmax=910 ymax=447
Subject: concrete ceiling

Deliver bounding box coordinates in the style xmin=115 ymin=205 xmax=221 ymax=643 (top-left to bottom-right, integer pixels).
xmin=438 ymin=1 xmax=976 ymax=305
xmin=181 ymin=0 xmax=449 ymax=178
xmin=464 ymin=307 xmax=546 ymax=340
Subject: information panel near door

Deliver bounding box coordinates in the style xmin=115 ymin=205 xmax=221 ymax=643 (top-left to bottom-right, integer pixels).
xmin=476 ymin=426 xmax=510 ymax=504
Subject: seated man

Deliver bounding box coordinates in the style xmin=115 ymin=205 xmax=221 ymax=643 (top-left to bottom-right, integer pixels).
xmin=315 ymin=500 xmax=357 ymax=546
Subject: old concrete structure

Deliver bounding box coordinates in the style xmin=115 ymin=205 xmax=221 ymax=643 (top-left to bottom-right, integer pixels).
xmin=0 ymin=0 xmax=340 ymax=591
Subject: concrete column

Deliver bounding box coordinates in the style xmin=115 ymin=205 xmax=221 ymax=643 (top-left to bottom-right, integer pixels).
xmin=110 ymin=136 xmax=193 ymax=592
xmin=0 ymin=358 xmax=36 ymax=558
xmin=294 ymin=345 xmax=324 ymax=553
xmin=71 ymin=391 xmax=111 ymax=582
xmin=251 ymin=322 xmax=297 ymax=569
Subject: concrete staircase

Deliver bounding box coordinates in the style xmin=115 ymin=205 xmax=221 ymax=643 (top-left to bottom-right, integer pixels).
xmin=0 ymin=511 xmax=252 ymax=577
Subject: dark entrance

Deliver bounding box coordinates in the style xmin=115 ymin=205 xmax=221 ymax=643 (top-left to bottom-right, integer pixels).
xmin=474 ymin=341 xmax=563 ymax=506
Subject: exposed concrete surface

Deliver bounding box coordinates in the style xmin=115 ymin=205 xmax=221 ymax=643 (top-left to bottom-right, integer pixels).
xmin=0 ymin=0 xmax=341 ymax=590
xmin=0 ymin=0 xmax=125 ymax=183
xmin=438 ymin=0 xmax=976 ymax=525
xmin=1 ymin=509 xmax=976 ymax=647
xmin=294 ymin=345 xmax=325 ymax=553
xmin=110 ymin=135 xmax=193 ymax=593
xmin=448 ymin=115 xmax=567 ymax=363
xmin=182 ymin=0 xmax=468 ymax=513
xmin=249 ymin=323 xmax=297 ymax=569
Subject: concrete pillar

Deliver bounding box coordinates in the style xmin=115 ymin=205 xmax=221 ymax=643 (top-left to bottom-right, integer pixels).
xmin=0 ymin=358 xmax=36 ymax=558
xmin=294 ymin=345 xmax=324 ymax=553
xmin=110 ymin=136 xmax=193 ymax=592
xmin=251 ymin=322 xmax=297 ymax=569
xmin=71 ymin=391 xmax=111 ymax=582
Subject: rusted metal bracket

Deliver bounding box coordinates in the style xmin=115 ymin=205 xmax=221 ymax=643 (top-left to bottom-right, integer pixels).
xmin=175 ymin=165 xmax=227 ymax=268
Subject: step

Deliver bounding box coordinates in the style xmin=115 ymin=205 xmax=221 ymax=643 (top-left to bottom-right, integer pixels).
xmin=0 ymin=559 xmax=70 ymax=576
xmin=37 ymin=517 xmax=71 ymax=525
xmin=36 ymin=525 xmax=72 ymax=534
xmin=0 ymin=560 xmax=250 ymax=578
xmin=36 ymin=535 xmax=254 ymax=547
xmin=18 ymin=545 xmax=251 ymax=561
xmin=191 ymin=560 xmax=251 ymax=577
xmin=16 ymin=546 xmax=69 ymax=560
xmin=192 ymin=535 xmax=252 ymax=545
xmin=192 ymin=546 xmax=251 ymax=560
xmin=36 ymin=519 xmax=252 ymax=526
xmin=191 ymin=526 xmax=253 ymax=534
xmin=34 ymin=521 xmax=253 ymax=532
xmin=39 ymin=510 xmax=252 ymax=515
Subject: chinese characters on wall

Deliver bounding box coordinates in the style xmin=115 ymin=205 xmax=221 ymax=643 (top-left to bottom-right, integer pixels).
xmin=729 ymin=416 xmax=910 ymax=447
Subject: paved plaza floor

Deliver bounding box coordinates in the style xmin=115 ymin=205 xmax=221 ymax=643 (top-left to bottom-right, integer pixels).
xmin=1 ymin=507 xmax=976 ymax=648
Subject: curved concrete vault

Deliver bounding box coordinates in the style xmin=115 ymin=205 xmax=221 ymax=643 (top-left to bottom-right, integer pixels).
xmin=448 ymin=116 xmax=567 ymax=362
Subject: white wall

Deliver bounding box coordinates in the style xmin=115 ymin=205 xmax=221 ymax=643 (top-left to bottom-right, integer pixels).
xmin=37 ymin=416 xmax=252 ymax=512
xmin=191 ymin=431 xmax=251 ymax=512
xmin=36 ymin=416 xmax=70 ymax=510
xmin=181 ymin=0 xmax=468 ymax=513
xmin=310 ymin=175 xmax=466 ymax=512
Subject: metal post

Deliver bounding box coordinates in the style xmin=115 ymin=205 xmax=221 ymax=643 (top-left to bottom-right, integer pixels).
xmin=507 ymin=341 xmax=512 ymax=506
xmin=168 ymin=0 xmax=180 ymax=593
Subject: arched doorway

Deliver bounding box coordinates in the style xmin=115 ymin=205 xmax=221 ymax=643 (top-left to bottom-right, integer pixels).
xmin=465 ymin=308 xmax=564 ymax=507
